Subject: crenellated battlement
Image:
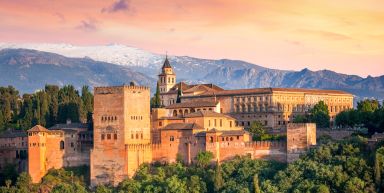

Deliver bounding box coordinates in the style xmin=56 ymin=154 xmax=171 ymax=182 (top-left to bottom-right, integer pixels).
xmin=126 ymin=143 xmax=152 ymax=150
xmin=244 ymin=140 xmax=286 ymax=149
xmin=95 ymin=85 xmax=150 ymax=95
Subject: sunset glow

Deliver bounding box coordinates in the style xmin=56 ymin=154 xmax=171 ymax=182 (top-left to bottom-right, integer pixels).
xmin=0 ymin=0 xmax=383 ymax=76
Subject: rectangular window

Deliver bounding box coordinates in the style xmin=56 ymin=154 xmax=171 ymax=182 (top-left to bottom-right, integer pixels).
xmin=159 ymin=121 xmax=163 ymax=127
xmin=114 ymin=134 xmax=117 ymax=140
xmin=214 ymin=119 xmax=217 ymax=127
xmin=107 ymin=134 xmax=111 ymax=140
xmin=229 ymin=121 xmax=232 ymax=127
xmin=220 ymin=119 xmax=222 ymax=127
xmin=209 ymin=120 xmax=211 ymax=127
xmin=101 ymin=134 xmax=105 ymax=140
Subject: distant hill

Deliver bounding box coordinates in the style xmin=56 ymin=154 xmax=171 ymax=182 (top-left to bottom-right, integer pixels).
xmin=0 ymin=44 xmax=383 ymax=101
xmin=0 ymin=49 xmax=154 ymax=93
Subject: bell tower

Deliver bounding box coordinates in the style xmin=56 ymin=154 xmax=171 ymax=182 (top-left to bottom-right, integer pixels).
xmin=158 ymin=55 xmax=176 ymax=94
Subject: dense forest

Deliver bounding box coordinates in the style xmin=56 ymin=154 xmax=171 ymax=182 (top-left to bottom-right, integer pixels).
xmin=1 ymin=136 xmax=384 ymax=193
xmin=0 ymin=85 xmax=93 ymax=131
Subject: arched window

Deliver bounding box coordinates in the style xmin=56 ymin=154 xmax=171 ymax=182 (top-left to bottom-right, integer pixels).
xmin=60 ymin=141 xmax=65 ymax=150
xmin=210 ymin=137 xmax=214 ymax=143
xmin=173 ymin=110 xmax=178 ymax=117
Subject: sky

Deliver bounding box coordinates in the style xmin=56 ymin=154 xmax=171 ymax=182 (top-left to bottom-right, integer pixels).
xmin=0 ymin=0 xmax=383 ymax=77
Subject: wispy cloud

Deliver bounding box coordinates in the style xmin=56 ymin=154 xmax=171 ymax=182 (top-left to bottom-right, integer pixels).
xmin=296 ymin=29 xmax=352 ymax=41
xmin=76 ymin=19 xmax=98 ymax=32
xmin=102 ymin=0 xmax=130 ymax=13
xmin=53 ymin=12 xmax=65 ymax=23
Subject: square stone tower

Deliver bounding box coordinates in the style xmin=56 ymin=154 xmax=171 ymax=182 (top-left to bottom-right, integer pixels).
xmin=90 ymin=85 xmax=152 ymax=187
xmin=286 ymin=123 xmax=316 ymax=162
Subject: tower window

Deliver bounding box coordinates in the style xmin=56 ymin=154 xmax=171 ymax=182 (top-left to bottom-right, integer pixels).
xmin=60 ymin=141 xmax=65 ymax=150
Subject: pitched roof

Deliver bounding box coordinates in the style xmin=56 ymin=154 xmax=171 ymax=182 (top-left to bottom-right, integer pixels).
xmin=184 ymin=111 xmax=234 ymax=119
xmin=195 ymin=130 xmax=247 ymax=137
xmin=166 ymin=101 xmax=218 ymax=109
xmin=0 ymin=129 xmax=27 ymax=138
xmin=162 ymin=56 xmax=172 ymax=69
xmin=28 ymin=125 xmax=49 ymax=132
xmin=165 ymin=82 xmax=224 ymax=95
xmin=183 ymin=87 xmax=352 ymax=97
xmin=162 ymin=123 xmax=204 ymax=131
xmin=49 ymin=123 xmax=88 ymax=130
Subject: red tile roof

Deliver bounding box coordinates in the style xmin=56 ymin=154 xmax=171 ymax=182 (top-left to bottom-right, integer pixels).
xmin=162 ymin=123 xmax=204 ymax=130
xmin=183 ymin=87 xmax=352 ymax=97
xmin=184 ymin=111 xmax=235 ymax=119
xmin=166 ymin=101 xmax=218 ymax=109
xmin=28 ymin=125 xmax=49 ymax=132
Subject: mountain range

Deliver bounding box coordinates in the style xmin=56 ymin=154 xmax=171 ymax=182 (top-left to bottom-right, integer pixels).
xmin=0 ymin=43 xmax=383 ymax=101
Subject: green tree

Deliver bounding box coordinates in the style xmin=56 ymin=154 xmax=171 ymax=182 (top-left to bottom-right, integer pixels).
xmin=310 ymin=101 xmax=330 ymax=128
xmin=249 ymin=121 xmax=265 ymax=139
xmin=292 ymin=114 xmax=308 ymax=123
xmin=196 ymin=151 xmax=213 ymax=168
xmin=95 ymin=184 xmax=113 ymax=193
xmin=117 ymin=179 xmax=141 ymax=193
xmin=213 ymin=163 xmax=224 ymax=192
xmin=81 ymin=85 xmax=93 ymax=122
xmin=253 ymin=174 xmax=261 ymax=193
xmin=176 ymin=86 xmax=182 ymax=103
xmin=164 ymin=175 xmax=187 ymax=193
xmin=152 ymin=82 xmax=161 ymax=108
xmin=188 ymin=175 xmax=207 ymax=193
xmin=15 ymin=172 xmax=32 ymax=193
xmin=313 ymin=184 xmax=330 ymax=193
xmin=357 ymin=99 xmax=380 ymax=112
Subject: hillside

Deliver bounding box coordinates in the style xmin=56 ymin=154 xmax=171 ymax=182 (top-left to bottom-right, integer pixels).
xmin=0 ymin=49 xmax=154 ymax=93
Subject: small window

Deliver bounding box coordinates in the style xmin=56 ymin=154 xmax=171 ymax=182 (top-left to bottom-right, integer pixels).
xmin=131 ymin=134 xmax=134 ymax=139
xmin=107 ymin=134 xmax=111 ymax=140
xmin=159 ymin=121 xmax=163 ymax=127
xmin=71 ymin=142 xmax=74 ymax=147
xmin=114 ymin=134 xmax=117 ymax=140
xmin=60 ymin=141 xmax=65 ymax=150
xmin=136 ymin=134 xmax=139 ymax=139
xmin=101 ymin=134 xmax=105 ymax=140
xmin=230 ymin=121 xmax=232 ymax=127
xmin=170 ymin=136 xmax=175 ymax=141
xmin=141 ymin=133 xmax=143 ymax=139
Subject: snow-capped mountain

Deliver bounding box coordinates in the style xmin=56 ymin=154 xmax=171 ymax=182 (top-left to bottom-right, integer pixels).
xmin=0 ymin=43 xmax=383 ymax=100
xmin=0 ymin=43 xmax=162 ymax=67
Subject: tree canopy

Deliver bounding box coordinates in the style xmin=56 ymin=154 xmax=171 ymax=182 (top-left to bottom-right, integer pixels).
xmin=0 ymin=84 xmax=93 ymax=132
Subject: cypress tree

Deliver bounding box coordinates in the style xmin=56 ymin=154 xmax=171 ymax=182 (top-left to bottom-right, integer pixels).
xmin=375 ymin=153 xmax=382 ymax=191
xmin=176 ymin=85 xmax=182 ymax=103
xmin=253 ymin=174 xmax=261 ymax=193
xmin=213 ymin=162 xmax=224 ymax=192
xmin=154 ymin=82 xmax=161 ymax=108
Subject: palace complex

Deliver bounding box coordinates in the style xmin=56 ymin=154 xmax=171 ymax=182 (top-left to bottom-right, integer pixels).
xmin=0 ymin=57 xmax=353 ymax=186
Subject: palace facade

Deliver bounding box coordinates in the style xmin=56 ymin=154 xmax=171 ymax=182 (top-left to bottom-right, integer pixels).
xmin=0 ymin=56 xmax=354 ymax=186
xmin=158 ymin=57 xmax=354 ymax=131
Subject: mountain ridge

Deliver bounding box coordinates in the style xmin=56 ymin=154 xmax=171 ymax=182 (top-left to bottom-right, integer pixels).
xmin=0 ymin=44 xmax=383 ymax=100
